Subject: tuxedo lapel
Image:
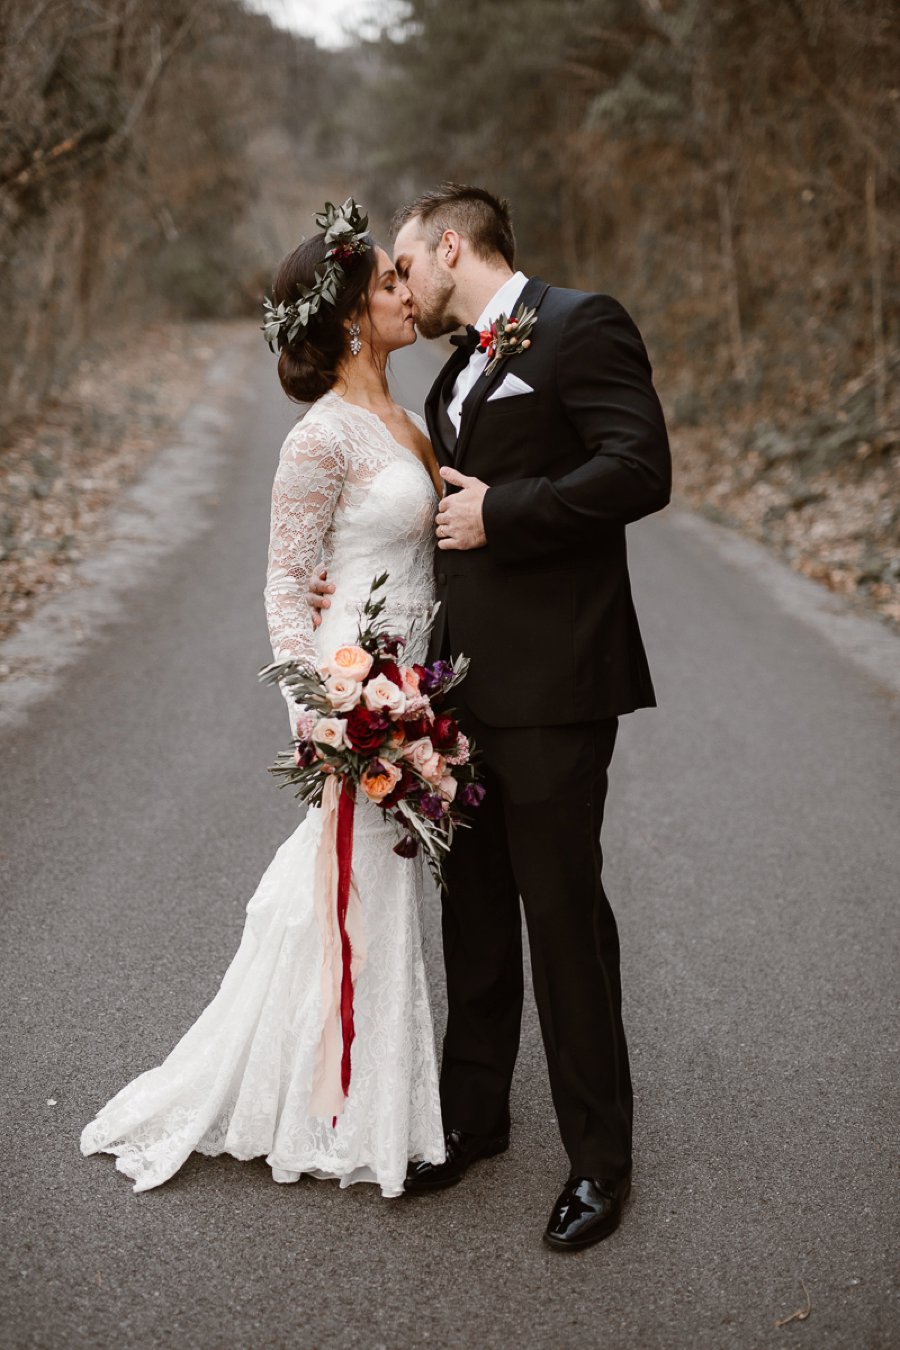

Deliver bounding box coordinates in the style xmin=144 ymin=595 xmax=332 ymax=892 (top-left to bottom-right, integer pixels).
xmin=454 ymin=277 xmax=551 ymax=473
xmin=424 ymin=345 xmax=469 ymax=468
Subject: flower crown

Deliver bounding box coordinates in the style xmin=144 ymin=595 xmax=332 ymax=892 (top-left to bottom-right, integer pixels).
xmin=262 ymin=197 xmax=371 ymax=351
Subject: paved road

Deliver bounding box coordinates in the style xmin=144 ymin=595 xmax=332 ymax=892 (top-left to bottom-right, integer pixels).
xmin=1 ymin=335 xmax=897 ymax=1350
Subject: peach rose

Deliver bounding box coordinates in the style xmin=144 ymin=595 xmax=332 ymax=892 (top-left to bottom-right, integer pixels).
xmin=421 ymin=752 xmax=446 ymax=784
xmin=324 ymin=645 xmax=373 ymax=682
xmin=362 ymin=674 xmax=407 ymax=717
xmin=399 ymin=665 xmax=421 ymax=698
xmin=324 ymin=673 xmax=361 ymax=711
xmin=312 ymin=716 xmax=346 ymax=751
xmin=360 ymin=758 xmax=402 ymax=803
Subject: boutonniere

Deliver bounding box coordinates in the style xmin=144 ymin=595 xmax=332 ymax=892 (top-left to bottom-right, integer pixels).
xmin=478 ymin=303 xmax=538 ymax=377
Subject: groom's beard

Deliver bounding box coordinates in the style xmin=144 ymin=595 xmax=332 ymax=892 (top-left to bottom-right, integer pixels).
xmin=412 ymin=273 xmax=460 ymax=339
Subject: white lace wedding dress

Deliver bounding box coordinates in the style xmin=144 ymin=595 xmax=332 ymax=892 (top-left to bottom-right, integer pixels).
xmin=80 ymin=389 xmax=446 ymax=1196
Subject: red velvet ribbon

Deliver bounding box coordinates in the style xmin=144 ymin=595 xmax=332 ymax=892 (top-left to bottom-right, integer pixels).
xmin=335 ymin=780 xmax=356 ymax=1107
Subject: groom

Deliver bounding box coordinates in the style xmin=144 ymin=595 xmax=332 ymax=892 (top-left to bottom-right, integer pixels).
xmin=393 ymin=184 xmax=670 ymax=1251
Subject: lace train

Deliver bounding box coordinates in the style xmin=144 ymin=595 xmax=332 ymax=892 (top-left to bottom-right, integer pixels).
xmin=80 ymin=801 xmax=445 ymax=1195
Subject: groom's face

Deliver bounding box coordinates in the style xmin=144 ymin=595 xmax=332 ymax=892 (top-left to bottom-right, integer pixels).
xmin=393 ymin=219 xmax=459 ymax=340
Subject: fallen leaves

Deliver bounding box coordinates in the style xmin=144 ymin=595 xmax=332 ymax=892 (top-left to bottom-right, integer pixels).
xmin=0 ymin=320 xmax=240 ymax=645
xmin=674 ymin=388 xmax=900 ymax=634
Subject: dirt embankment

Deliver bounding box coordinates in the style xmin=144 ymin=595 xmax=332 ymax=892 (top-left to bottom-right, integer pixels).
xmin=673 ymin=365 xmax=900 ymax=631
xmin=0 ymin=321 xmax=242 ymax=646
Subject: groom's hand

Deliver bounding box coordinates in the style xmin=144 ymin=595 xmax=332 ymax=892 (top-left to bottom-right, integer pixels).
xmin=436 ymin=467 xmax=488 ymax=550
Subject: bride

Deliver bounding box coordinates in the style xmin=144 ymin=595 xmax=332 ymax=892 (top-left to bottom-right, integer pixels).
xmin=80 ymin=200 xmax=447 ymax=1197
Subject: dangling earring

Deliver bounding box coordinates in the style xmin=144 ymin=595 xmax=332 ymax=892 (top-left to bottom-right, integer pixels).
xmin=349 ymin=322 xmax=362 ymax=356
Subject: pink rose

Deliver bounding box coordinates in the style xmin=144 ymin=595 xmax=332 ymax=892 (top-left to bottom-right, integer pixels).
xmin=421 ymin=751 xmax=446 ymax=784
xmin=402 ymin=736 xmax=433 ymax=768
xmin=439 ymin=773 xmax=458 ymax=803
xmin=363 ymin=674 xmax=407 ymax=717
xmin=324 ymin=645 xmax=373 ymax=682
xmin=360 ymin=759 xmax=402 ymax=803
xmin=403 ymin=737 xmax=444 ymax=783
xmin=312 ymin=716 xmax=346 ymax=751
xmin=324 ymin=674 xmax=361 ymax=711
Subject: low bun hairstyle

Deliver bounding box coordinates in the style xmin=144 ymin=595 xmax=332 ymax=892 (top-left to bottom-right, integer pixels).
xmin=270 ymin=232 xmax=377 ymax=403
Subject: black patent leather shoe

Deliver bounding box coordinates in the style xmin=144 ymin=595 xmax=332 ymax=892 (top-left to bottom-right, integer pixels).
xmin=543 ymin=1173 xmax=632 ymax=1251
xmin=404 ymin=1127 xmax=509 ymax=1192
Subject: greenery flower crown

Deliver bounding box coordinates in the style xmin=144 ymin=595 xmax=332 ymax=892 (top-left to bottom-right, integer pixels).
xmin=261 ymin=197 xmax=371 ymax=352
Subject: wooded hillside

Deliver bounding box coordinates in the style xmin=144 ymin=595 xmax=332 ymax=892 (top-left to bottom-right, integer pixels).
xmin=0 ymin=0 xmax=357 ymax=427
xmin=2 ymin=0 xmax=897 ymax=616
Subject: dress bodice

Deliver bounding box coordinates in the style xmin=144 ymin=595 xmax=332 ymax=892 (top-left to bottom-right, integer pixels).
xmin=264 ymin=391 xmax=439 ymax=718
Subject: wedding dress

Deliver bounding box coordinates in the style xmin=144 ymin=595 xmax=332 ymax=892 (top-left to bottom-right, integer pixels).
xmin=80 ymin=390 xmax=446 ymax=1196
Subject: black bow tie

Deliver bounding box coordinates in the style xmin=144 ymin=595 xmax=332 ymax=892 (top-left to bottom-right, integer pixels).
xmin=449 ymin=324 xmax=481 ymax=354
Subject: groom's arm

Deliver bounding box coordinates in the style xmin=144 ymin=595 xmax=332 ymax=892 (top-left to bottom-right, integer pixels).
xmin=482 ymin=294 xmax=671 ymax=564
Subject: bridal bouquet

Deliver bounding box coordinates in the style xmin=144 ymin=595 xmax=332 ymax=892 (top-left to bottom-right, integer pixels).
xmin=259 ymin=575 xmax=484 ymax=1119
xmin=258 ymin=573 xmax=484 ymax=888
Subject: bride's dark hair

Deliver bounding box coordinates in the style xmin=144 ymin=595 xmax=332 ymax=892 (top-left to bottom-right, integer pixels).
xmin=271 ymin=232 xmax=377 ymax=403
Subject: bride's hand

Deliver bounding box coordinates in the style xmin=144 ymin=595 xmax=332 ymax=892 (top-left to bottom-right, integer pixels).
xmin=307 ymin=567 xmax=334 ymax=630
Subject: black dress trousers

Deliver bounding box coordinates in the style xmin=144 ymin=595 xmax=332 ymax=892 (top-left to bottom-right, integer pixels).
xmin=439 ymin=699 xmax=634 ymax=1181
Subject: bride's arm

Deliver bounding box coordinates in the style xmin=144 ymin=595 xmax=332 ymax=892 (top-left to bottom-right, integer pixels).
xmin=264 ymin=418 xmax=346 ymax=729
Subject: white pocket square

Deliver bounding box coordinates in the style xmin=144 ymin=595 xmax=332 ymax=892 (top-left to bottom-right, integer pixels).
xmin=487 ymin=372 xmax=534 ymax=402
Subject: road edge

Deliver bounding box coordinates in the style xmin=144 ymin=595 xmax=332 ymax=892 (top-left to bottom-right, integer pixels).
xmin=0 ymin=331 xmax=259 ymax=733
xmin=668 ymin=506 xmax=900 ymax=700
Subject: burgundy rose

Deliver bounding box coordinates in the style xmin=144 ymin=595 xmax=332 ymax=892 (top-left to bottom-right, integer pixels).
xmin=293 ymin=740 xmax=318 ymax=769
xmin=431 ymin=714 xmax=459 ymax=751
xmin=402 ymin=715 xmax=432 ymax=742
xmin=345 ymin=707 xmax=390 ymax=753
xmin=372 ymin=658 xmax=404 ymax=688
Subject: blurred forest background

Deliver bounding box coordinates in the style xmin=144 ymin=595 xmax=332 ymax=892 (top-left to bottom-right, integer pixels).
xmin=1 ymin=0 xmax=898 ymax=633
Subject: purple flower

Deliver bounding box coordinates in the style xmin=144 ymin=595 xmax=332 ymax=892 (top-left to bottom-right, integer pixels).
xmin=459 ymin=782 xmax=486 ymax=809
xmin=420 ymin=793 xmax=446 ymax=821
xmin=418 ymin=660 xmax=455 ymax=695
xmin=393 ymin=834 xmax=419 ymax=859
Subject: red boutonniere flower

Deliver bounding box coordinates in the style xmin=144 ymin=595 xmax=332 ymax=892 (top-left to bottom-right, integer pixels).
xmin=477 ymin=303 xmax=538 ymax=376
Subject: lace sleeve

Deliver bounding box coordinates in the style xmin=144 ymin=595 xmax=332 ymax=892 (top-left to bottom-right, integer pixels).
xmin=264 ymin=417 xmax=347 ymax=724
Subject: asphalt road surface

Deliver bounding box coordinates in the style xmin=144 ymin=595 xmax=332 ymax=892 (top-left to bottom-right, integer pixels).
xmin=1 ymin=334 xmax=897 ymax=1350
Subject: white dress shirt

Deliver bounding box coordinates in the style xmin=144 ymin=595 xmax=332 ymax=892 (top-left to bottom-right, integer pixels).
xmin=446 ymin=270 xmax=529 ymax=433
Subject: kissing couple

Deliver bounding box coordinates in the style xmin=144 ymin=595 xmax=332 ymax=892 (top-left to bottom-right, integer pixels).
xmin=81 ymin=183 xmax=671 ymax=1253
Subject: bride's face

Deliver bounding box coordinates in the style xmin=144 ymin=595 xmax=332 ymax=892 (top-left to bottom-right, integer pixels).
xmin=357 ymin=247 xmax=416 ymax=358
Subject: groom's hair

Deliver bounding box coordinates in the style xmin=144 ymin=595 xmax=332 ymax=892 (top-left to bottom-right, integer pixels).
xmin=392 ymin=183 xmax=516 ymax=269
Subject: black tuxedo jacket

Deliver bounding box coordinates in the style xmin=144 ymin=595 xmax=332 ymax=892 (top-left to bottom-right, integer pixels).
xmin=424 ymin=276 xmax=671 ymax=727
